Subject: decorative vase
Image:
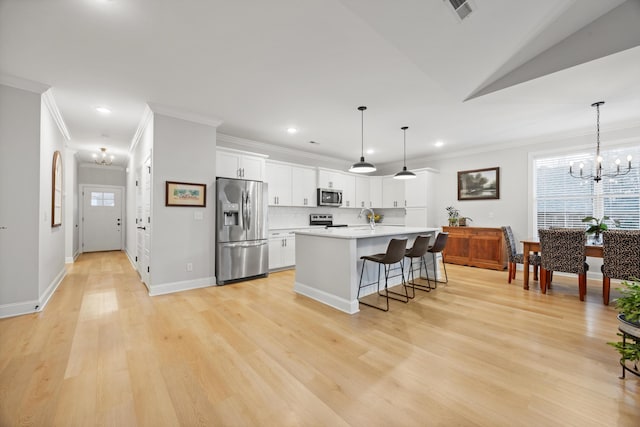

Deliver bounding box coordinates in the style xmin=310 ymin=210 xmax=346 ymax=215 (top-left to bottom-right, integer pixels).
xmin=448 ymin=218 xmax=458 ymax=227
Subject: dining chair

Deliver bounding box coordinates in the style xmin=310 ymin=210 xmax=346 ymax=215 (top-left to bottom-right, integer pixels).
xmin=502 ymin=225 xmax=540 ymax=284
xmin=357 ymin=238 xmax=409 ymax=312
xmin=602 ymin=230 xmax=640 ymax=305
xmin=538 ymin=228 xmax=589 ymax=300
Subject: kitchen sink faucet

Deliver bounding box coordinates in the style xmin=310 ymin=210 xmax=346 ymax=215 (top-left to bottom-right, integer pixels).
xmin=358 ymin=208 xmax=376 ymax=230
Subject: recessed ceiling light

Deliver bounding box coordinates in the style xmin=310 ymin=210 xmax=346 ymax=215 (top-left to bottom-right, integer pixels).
xmin=435 ymin=141 xmax=444 ymax=147
xmin=366 ymin=149 xmax=375 ymax=155
xmin=287 ymin=127 xmax=298 ymax=134
xmin=95 ymin=106 xmax=111 ymax=114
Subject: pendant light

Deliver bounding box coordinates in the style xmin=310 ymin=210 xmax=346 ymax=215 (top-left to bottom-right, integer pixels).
xmin=394 ymin=126 xmax=416 ymax=180
xmin=349 ymin=106 xmax=376 ymax=173
xmin=569 ymin=101 xmax=632 ymax=182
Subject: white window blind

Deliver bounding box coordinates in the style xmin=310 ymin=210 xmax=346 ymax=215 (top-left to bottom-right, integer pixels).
xmin=534 ymin=146 xmax=640 ymax=236
xmin=90 ymin=191 xmax=116 ymax=207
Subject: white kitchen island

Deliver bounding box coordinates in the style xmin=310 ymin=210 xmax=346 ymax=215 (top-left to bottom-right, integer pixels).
xmin=294 ymin=226 xmax=440 ymax=314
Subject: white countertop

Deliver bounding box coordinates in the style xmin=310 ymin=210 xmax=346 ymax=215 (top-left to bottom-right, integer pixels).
xmin=294 ymin=225 xmax=438 ymax=239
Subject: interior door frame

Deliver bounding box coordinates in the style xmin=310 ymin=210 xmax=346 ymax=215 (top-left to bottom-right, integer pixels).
xmin=79 ymin=184 xmax=125 ymax=254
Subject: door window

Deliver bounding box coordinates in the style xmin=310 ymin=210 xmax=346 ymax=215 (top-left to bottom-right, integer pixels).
xmin=91 ymin=191 xmax=116 ymax=207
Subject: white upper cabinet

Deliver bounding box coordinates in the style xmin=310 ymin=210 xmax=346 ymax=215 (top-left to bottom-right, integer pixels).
xmin=317 ymin=168 xmax=342 ymax=189
xmin=216 ymin=148 xmax=266 ymax=181
xmin=341 ymin=173 xmax=356 ymax=208
xmin=355 ymin=176 xmax=370 ymax=209
xmin=291 ymin=165 xmax=317 ymax=207
xmin=382 ymin=176 xmax=406 ymax=208
xmin=265 ymin=161 xmax=292 ymax=206
xmin=405 ymin=171 xmax=427 ymax=207
xmin=369 ymin=176 xmax=383 ymax=208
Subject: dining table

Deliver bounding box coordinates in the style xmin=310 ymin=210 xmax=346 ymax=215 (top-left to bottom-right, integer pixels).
xmin=521 ymin=239 xmax=603 ymax=290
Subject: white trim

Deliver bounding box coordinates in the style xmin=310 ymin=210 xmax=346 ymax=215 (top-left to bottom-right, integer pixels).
xmin=125 ymin=248 xmax=137 ymax=270
xmin=0 ymin=267 xmax=67 ymax=318
xmin=294 ymin=281 xmax=359 ymax=314
xmin=129 ymin=105 xmax=153 ymax=153
xmin=217 ymin=145 xmax=269 ymax=159
xmin=78 ymin=163 xmax=126 ymax=171
xmin=0 ymin=73 xmax=50 ymax=94
xmin=217 ymin=133 xmax=346 ymax=167
xmin=148 ymin=102 xmax=223 ymax=128
xmin=42 ymin=89 xmax=71 ymax=140
xmin=148 ymin=277 xmax=215 ymax=296
xmin=65 ymin=251 xmax=79 ymax=264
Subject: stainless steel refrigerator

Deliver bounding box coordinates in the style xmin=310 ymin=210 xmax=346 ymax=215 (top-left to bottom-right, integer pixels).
xmin=215 ymin=177 xmax=269 ymax=285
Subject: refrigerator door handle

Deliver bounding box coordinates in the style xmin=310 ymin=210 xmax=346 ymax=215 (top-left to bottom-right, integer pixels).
xmin=245 ymin=191 xmax=251 ymax=230
xmin=240 ymin=190 xmax=246 ymax=230
xmin=223 ymin=241 xmax=267 ymax=249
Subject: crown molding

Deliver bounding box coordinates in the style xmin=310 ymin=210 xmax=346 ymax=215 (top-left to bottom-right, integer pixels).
xmin=147 ymin=102 xmax=223 ymax=128
xmin=129 ymin=105 xmax=153 ymax=153
xmin=216 ymin=133 xmax=349 ymax=169
xmin=79 ymin=162 xmax=126 ymax=171
xmin=0 ymin=73 xmax=50 ymax=94
xmin=42 ymin=89 xmax=71 ymax=141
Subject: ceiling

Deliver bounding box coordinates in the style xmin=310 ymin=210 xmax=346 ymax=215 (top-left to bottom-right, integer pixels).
xmin=1 ymin=0 xmax=640 ymax=168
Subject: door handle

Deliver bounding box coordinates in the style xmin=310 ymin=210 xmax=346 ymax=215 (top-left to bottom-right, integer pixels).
xmin=137 ymin=226 xmax=146 ymax=230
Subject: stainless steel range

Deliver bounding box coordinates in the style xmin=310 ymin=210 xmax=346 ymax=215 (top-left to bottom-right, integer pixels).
xmin=309 ymin=213 xmax=347 ymax=228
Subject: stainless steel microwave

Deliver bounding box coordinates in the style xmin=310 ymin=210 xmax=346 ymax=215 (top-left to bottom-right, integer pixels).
xmin=317 ymin=188 xmax=342 ymax=207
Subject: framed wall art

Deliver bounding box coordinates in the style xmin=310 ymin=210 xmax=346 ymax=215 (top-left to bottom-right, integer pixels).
xmin=457 ymin=167 xmax=500 ymax=200
xmin=52 ymin=150 xmax=63 ymax=227
xmin=166 ymin=181 xmax=206 ymax=207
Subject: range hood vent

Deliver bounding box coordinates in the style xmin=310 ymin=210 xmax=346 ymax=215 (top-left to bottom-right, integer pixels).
xmin=445 ymin=0 xmax=474 ymax=21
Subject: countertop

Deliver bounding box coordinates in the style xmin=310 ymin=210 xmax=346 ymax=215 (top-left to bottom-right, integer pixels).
xmin=293 ymin=226 xmax=438 ymax=239
xmin=269 ymin=223 xmax=404 ymax=233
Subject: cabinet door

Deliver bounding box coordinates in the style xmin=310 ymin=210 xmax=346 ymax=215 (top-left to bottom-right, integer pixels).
xmin=317 ymin=169 xmax=340 ymax=189
xmin=292 ymin=166 xmax=317 ymax=207
xmin=355 ymin=176 xmax=370 ymax=209
xmin=340 ymin=173 xmax=356 ymax=208
xmin=369 ymin=176 xmax=383 ymax=208
xmin=405 ymin=208 xmax=427 ymax=227
xmin=265 ymin=162 xmax=292 ymax=206
xmin=382 ymin=176 xmax=405 ymax=208
xmin=240 ymin=155 xmax=265 ymax=181
xmin=268 ymin=236 xmax=283 ymax=270
xmin=282 ymin=234 xmax=296 ymax=267
xmin=405 ymin=171 xmax=427 ymax=207
xmin=216 ymin=150 xmax=241 ymax=179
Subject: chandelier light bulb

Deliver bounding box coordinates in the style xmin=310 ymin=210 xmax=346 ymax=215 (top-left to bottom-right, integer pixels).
xmin=579 ymin=163 xmax=584 ymax=169
xmin=615 ymin=158 xmax=621 ymax=165
xmin=597 ymin=156 xmax=603 ymax=163
xmin=628 ymin=155 xmax=633 ymax=161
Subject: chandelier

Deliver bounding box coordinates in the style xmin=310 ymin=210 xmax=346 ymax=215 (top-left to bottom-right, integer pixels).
xmin=569 ymin=101 xmax=632 ymax=182
xmin=94 ymin=147 xmax=114 ymax=166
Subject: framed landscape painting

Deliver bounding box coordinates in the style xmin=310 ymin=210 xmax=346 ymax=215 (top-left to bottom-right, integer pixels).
xmin=457 ymin=167 xmax=500 ymax=200
xmin=166 ymin=181 xmax=206 ymax=207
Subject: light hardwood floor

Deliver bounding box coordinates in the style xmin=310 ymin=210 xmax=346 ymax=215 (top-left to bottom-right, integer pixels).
xmin=1 ymin=251 xmax=638 ymax=426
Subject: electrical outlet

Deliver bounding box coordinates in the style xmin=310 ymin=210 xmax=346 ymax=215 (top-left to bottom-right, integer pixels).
xmin=186 ymin=262 xmax=193 ymax=272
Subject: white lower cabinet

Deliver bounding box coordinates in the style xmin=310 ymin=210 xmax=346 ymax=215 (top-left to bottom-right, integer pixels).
xmin=269 ymin=232 xmax=296 ymax=270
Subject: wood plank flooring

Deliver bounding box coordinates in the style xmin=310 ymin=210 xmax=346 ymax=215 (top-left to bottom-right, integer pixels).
xmin=1 ymin=251 xmax=638 ymax=426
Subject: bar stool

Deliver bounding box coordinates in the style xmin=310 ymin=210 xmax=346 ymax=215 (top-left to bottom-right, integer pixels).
xmin=405 ymin=235 xmax=433 ymax=294
xmin=357 ymin=238 xmax=409 ymax=312
xmin=425 ymin=232 xmax=449 ymax=288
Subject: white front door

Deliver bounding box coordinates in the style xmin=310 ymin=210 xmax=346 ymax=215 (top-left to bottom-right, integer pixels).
xmin=82 ymin=186 xmax=123 ymax=252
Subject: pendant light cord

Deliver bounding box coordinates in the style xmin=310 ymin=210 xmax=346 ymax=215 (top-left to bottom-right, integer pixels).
xmin=361 ymin=108 xmax=364 ymax=157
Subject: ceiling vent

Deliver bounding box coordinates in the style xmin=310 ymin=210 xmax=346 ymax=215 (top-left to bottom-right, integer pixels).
xmin=445 ymin=0 xmax=474 ymax=21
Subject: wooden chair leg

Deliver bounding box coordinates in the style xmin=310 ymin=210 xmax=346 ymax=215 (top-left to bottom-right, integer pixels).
xmin=540 ymin=268 xmax=547 ymax=294
xmin=603 ymin=276 xmax=611 ymax=305
xmin=578 ymin=274 xmax=586 ymax=301
xmin=507 ymin=262 xmax=513 ymax=283
xmin=511 ymin=264 xmax=516 ymax=280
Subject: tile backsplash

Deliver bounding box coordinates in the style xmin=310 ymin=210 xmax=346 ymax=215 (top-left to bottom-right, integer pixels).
xmin=268 ymin=206 xmax=405 ymax=229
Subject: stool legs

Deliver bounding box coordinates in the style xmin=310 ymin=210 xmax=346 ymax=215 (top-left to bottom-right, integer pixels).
xmin=406 ymin=256 xmax=431 ymax=293
xmin=357 ymin=259 xmax=409 ymax=312
xmin=425 ymin=252 xmax=448 ymax=289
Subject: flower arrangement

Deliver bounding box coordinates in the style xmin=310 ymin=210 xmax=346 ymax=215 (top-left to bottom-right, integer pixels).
xmin=446 ymin=206 xmax=459 ymax=226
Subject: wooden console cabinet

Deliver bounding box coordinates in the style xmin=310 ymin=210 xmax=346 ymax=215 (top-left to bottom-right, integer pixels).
xmin=442 ymin=226 xmax=507 ymax=271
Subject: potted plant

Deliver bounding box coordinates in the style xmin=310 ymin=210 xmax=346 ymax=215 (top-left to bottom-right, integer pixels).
xmin=608 ymin=279 xmax=640 ymax=378
xmin=582 ymin=216 xmax=620 ymax=244
xmin=446 ymin=206 xmax=459 ymax=226
xmin=458 ymin=217 xmax=473 ymax=227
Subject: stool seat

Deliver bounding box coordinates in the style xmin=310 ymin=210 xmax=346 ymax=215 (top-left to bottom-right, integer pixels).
xmin=357 ymin=238 xmax=409 ymax=312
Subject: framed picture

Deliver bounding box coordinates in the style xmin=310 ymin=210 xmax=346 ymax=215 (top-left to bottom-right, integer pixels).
xmin=52 ymin=150 xmax=62 ymax=227
xmin=166 ymin=181 xmax=206 ymax=207
xmin=457 ymin=167 xmax=500 ymax=200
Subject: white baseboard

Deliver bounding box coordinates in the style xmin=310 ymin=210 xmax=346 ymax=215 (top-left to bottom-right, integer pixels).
xmin=125 ymin=248 xmax=137 ymax=270
xmin=148 ymin=276 xmax=215 ymax=296
xmin=65 ymin=251 xmax=79 ymax=264
xmin=0 ymin=267 xmax=66 ymax=318
xmin=294 ymin=281 xmax=359 ymax=314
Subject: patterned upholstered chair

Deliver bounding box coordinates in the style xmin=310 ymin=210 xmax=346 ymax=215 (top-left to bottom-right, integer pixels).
xmin=538 ymin=228 xmax=589 ymax=300
xmin=602 ymin=230 xmax=640 ymax=305
xmin=501 ymin=226 xmax=541 ymax=284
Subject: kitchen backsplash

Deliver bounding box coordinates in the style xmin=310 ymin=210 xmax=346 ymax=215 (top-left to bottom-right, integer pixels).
xmin=268 ymin=206 xmax=405 ymax=229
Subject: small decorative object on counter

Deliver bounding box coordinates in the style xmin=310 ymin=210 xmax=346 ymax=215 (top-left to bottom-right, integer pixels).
xmin=458 ymin=217 xmax=473 ymax=227
xmin=608 ymin=279 xmax=640 ymax=379
xmin=367 ymin=214 xmax=383 ymax=223
xmin=446 ymin=206 xmax=459 ymax=226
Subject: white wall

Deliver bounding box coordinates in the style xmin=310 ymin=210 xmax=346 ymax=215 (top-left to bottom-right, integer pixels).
xmin=0 ymin=84 xmax=42 ymax=311
xmin=148 ymin=113 xmax=218 ymax=293
xmin=78 ymin=164 xmax=126 ymax=186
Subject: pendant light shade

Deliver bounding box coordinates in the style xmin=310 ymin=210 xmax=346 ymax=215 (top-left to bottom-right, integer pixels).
xmin=349 ymin=106 xmax=376 ymax=173
xmin=394 ymin=126 xmax=416 ymax=180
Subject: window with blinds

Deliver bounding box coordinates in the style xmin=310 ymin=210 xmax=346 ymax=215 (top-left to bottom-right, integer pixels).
xmin=534 ymin=146 xmax=640 ymax=236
